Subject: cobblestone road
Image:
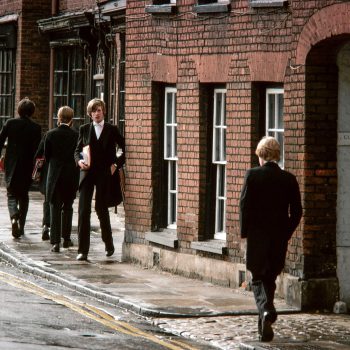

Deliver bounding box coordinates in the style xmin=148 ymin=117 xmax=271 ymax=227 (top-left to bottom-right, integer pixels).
xmin=154 ymin=313 xmax=350 ymax=349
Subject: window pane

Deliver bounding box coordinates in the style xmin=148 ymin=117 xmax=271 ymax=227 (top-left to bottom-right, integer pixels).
xmin=0 ymin=49 xmax=15 ymax=127
xmin=218 ymin=165 xmax=225 ymax=197
xmin=170 ymin=161 xmax=177 ymax=191
xmin=164 ymin=88 xmax=177 ymax=160
xmin=54 ymin=72 xmax=68 ymax=95
xmin=72 ymin=71 xmax=84 ymax=93
xmin=168 ymin=161 xmax=177 ymax=226
xmin=223 ymin=95 xmax=226 ymax=125
xmin=71 ymin=97 xmax=84 ymax=118
xmin=173 ymin=95 xmax=177 ymax=123
xmin=166 ymin=92 xmax=173 ymax=124
xmin=222 ymin=129 xmax=226 ymax=161
xmin=174 ymin=127 xmax=177 ymax=157
xmin=170 ymin=193 xmax=177 ymax=224
xmin=54 ymin=46 xmax=86 ymax=125
xmin=217 ymin=199 xmax=224 ymax=232
xmin=266 ymin=88 xmax=284 ymax=167
xmin=166 ymin=125 xmax=172 ymax=158
xmin=277 ymin=93 xmax=284 ymax=129
xmin=268 ymin=93 xmax=275 ymax=128
xmin=214 ymin=127 xmax=220 ymax=161
xmin=213 ymin=90 xmax=226 ymax=164
xmin=215 ymin=93 xmax=222 ymax=126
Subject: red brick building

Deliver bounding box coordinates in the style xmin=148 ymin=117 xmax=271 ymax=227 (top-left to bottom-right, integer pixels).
xmin=0 ymin=0 xmax=125 ymax=132
xmin=2 ymin=0 xmax=350 ymax=311
xmin=0 ymin=0 xmax=50 ymax=130
xmin=124 ymin=0 xmax=350 ymax=311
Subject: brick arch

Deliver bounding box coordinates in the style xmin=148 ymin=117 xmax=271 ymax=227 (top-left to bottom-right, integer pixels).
xmin=295 ymin=3 xmax=350 ymax=65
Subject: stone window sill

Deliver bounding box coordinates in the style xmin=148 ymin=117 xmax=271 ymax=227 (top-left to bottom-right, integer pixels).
xmin=145 ymin=4 xmax=177 ymax=14
xmin=191 ymin=240 xmax=228 ymax=255
xmin=145 ymin=229 xmax=178 ymax=248
xmin=249 ymin=0 xmax=288 ymax=8
xmin=193 ymin=3 xmax=230 ymax=14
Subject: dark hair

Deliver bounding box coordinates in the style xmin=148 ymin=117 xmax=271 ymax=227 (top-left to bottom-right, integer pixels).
xmin=18 ymin=97 xmax=36 ymax=118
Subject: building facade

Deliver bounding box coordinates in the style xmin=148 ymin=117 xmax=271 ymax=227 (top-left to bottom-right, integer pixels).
xmin=0 ymin=0 xmax=125 ymax=133
xmin=0 ymin=0 xmax=51 ymax=130
xmin=37 ymin=0 xmax=126 ymax=133
xmin=124 ymin=0 xmax=350 ymax=311
xmin=2 ymin=0 xmax=350 ymax=311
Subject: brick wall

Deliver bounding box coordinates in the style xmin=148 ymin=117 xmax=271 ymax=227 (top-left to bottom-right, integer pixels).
xmin=0 ymin=0 xmax=51 ymax=131
xmin=124 ymin=0 xmax=350 ymax=282
xmin=59 ymin=0 xmax=96 ymax=13
xmin=0 ymin=1 xmax=21 ymax=14
xmin=18 ymin=0 xmax=51 ymax=131
xmin=124 ymin=0 xmax=154 ymax=235
xmin=176 ymin=58 xmax=201 ymax=252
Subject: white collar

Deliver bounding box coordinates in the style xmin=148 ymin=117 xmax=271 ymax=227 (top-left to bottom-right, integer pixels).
xmin=93 ymin=120 xmax=104 ymax=127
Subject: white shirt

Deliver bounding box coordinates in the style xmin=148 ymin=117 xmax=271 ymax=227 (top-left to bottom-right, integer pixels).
xmin=93 ymin=120 xmax=104 ymax=139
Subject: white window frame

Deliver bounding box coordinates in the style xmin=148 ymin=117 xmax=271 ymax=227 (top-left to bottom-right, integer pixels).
xmin=266 ymin=88 xmax=284 ymax=168
xmin=198 ymin=0 xmax=229 ymax=3
xmin=212 ymin=88 xmax=227 ymax=240
xmin=164 ymin=87 xmax=178 ymax=228
xmin=154 ymin=0 xmax=176 ymax=4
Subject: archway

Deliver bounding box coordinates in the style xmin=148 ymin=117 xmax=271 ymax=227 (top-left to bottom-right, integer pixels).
xmin=294 ymin=3 xmax=350 ymax=309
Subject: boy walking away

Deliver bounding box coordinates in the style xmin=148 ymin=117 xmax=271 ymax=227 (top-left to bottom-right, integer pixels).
xmin=0 ymin=97 xmax=41 ymax=238
xmin=44 ymin=106 xmax=79 ymax=252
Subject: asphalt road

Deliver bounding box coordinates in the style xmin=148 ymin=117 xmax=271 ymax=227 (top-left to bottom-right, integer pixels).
xmin=0 ymin=262 xmax=215 ymax=350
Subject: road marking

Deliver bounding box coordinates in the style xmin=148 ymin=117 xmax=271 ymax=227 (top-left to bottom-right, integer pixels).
xmin=0 ymin=271 xmax=197 ymax=350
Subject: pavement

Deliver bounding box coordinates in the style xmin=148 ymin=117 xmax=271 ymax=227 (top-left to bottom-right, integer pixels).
xmin=0 ymin=187 xmax=350 ymax=349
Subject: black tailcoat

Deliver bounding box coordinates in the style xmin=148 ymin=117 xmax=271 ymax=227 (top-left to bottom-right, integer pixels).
xmin=74 ymin=122 xmax=125 ymax=208
xmin=44 ymin=124 xmax=79 ymax=202
xmin=240 ymin=162 xmax=302 ymax=276
xmin=0 ymin=116 xmax=41 ymax=193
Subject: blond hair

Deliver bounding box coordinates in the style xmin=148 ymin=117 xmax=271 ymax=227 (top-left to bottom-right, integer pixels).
xmin=255 ymin=136 xmax=280 ymax=162
xmin=87 ymin=98 xmax=106 ymax=117
xmin=58 ymin=106 xmax=74 ymax=124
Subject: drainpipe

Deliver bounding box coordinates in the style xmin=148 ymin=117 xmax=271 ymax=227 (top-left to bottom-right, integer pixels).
xmin=48 ymin=0 xmax=58 ymax=129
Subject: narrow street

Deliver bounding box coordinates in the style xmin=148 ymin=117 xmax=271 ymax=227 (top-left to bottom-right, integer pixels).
xmin=0 ymin=262 xmax=214 ymax=350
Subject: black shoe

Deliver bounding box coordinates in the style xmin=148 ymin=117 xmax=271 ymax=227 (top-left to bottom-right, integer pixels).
xmin=19 ymin=226 xmax=24 ymax=236
xmin=11 ymin=218 xmax=20 ymax=239
xmin=106 ymin=247 xmax=115 ymax=257
xmin=63 ymin=239 xmax=73 ymax=248
xmin=42 ymin=225 xmax=50 ymax=241
xmin=76 ymin=253 xmax=88 ymax=261
xmin=51 ymin=243 xmax=60 ymax=253
xmin=259 ymin=312 xmax=274 ymax=342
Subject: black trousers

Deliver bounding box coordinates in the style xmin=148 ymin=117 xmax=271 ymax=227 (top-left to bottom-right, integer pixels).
xmin=7 ymin=189 xmax=29 ymax=230
xmin=50 ymin=197 xmax=74 ymax=245
xmin=77 ymin=174 xmax=113 ymax=255
xmin=42 ymin=199 xmax=50 ymax=227
xmin=251 ymin=273 xmax=278 ymax=322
